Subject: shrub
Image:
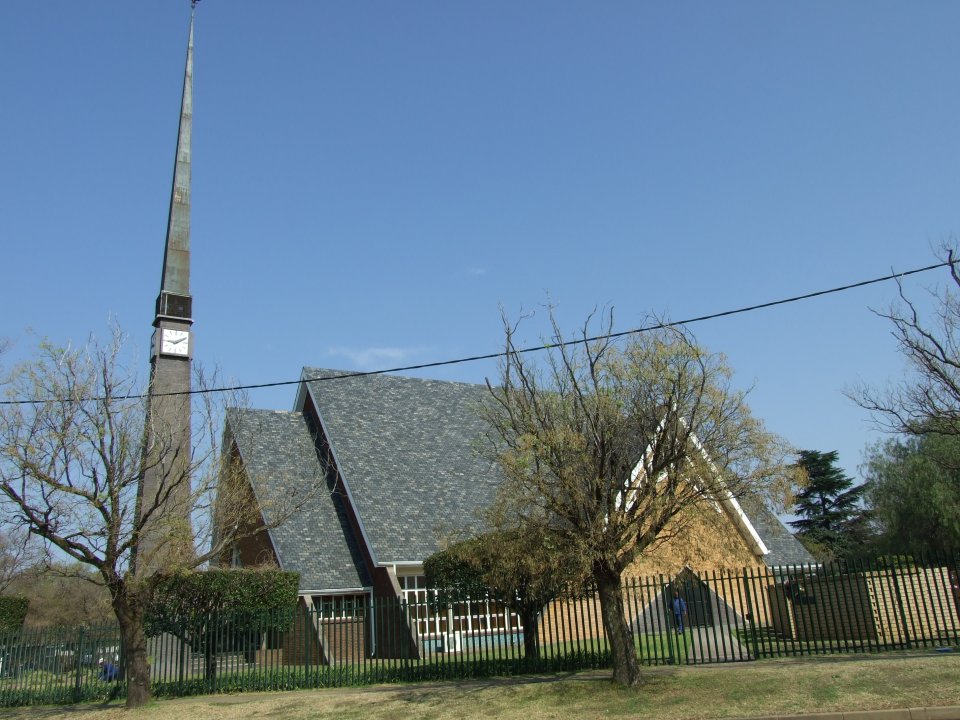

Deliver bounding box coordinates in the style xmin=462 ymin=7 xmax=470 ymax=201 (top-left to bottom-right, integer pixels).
xmin=146 ymin=568 xmax=299 ymax=634
xmin=0 ymin=596 xmax=28 ymax=632
xmin=145 ymin=568 xmax=300 ymax=679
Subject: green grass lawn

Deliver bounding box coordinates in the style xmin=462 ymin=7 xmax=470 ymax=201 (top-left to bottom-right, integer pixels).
xmin=5 ymin=652 xmax=960 ymax=720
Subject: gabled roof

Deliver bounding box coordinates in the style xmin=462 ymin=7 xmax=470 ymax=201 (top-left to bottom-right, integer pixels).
xmin=625 ymin=419 xmax=772 ymax=559
xmin=738 ymin=494 xmax=816 ymax=568
xmin=680 ymin=425 xmax=813 ymax=567
xmin=297 ymin=369 xmax=503 ymax=565
xmin=296 ymin=368 xmax=814 ymax=570
xmin=226 ymin=408 xmax=371 ymax=592
xmin=228 ymin=369 xmax=813 ymax=593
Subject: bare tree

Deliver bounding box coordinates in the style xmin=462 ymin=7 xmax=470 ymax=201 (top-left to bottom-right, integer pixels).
xmin=482 ymin=309 xmax=792 ymax=687
xmin=853 ymin=245 xmax=960 ymax=437
xmin=0 ymin=326 xmax=321 ymax=707
xmin=4 ymin=560 xmax=114 ymax=627
xmin=0 ymin=528 xmax=39 ymax=595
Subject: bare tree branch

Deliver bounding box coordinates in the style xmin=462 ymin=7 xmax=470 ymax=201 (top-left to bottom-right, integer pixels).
xmin=851 ymin=243 xmax=960 ymax=436
xmin=0 ymin=324 xmax=324 ymax=707
xmin=480 ymin=307 xmax=793 ymax=687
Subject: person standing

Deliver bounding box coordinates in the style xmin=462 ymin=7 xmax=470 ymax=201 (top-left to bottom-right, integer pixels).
xmin=672 ymin=591 xmax=688 ymax=634
xmin=98 ymin=658 xmax=118 ymax=682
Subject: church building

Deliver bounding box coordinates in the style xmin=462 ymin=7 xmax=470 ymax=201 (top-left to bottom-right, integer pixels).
xmin=143 ymin=1 xmax=813 ymax=662
xmin=222 ymin=368 xmax=814 ymax=615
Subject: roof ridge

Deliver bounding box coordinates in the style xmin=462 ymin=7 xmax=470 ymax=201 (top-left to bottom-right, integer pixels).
xmin=228 ymin=406 xmax=302 ymax=416
xmin=300 ymin=366 xmax=492 ymax=391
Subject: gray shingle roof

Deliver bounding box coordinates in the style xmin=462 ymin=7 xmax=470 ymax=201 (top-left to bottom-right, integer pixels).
xmin=230 ymin=370 xmax=814 ymax=592
xmin=739 ymin=494 xmax=817 ymax=568
xmin=301 ymin=369 xmax=503 ymax=565
xmin=227 ymin=408 xmax=371 ymax=593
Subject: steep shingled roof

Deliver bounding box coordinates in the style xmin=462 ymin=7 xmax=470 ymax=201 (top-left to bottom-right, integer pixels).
xmin=299 ymin=369 xmax=503 ymax=565
xmin=227 ymin=408 xmax=371 ymax=592
xmin=229 ymin=369 xmax=814 ymax=592
xmin=739 ymin=494 xmax=817 ymax=568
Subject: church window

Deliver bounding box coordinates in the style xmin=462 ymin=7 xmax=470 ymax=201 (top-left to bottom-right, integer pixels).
xmin=315 ymin=594 xmax=366 ymax=620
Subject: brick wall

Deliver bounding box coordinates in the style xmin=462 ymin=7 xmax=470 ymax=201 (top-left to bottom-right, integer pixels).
xmin=625 ymin=505 xmax=766 ymax=577
xmin=317 ymin=618 xmax=366 ymax=663
xmin=866 ymin=566 xmax=959 ymax=645
xmin=764 ymin=566 xmax=959 ymax=644
xmin=785 ymin=573 xmax=876 ymax=642
xmin=280 ymin=606 xmax=325 ymax=666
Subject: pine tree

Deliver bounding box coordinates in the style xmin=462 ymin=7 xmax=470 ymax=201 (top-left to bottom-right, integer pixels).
xmin=789 ymin=450 xmax=869 ymax=559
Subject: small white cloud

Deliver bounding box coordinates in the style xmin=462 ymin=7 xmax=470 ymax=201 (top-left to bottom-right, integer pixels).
xmin=325 ymin=346 xmax=421 ymax=370
xmin=466 ymin=267 xmax=486 ymax=276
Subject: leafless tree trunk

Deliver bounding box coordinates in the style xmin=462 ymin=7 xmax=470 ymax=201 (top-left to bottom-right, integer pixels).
xmin=0 ymin=529 xmax=39 ymax=594
xmin=0 ymin=325 xmax=325 ymax=707
xmin=111 ymin=584 xmax=150 ymax=707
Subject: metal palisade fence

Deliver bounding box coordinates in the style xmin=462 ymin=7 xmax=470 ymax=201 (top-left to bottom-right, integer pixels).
xmin=1 ymin=554 xmax=958 ymax=707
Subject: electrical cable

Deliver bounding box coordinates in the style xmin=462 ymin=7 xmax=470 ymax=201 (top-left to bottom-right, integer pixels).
xmin=0 ymin=259 xmax=951 ymax=406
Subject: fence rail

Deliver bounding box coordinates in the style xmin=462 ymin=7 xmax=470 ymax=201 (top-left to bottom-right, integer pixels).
xmin=1 ymin=554 xmax=957 ymax=707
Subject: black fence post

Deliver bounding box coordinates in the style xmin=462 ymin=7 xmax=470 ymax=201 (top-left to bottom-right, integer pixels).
xmin=891 ymin=558 xmax=912 ymax=649
xmin=72 ymin=625 xmax=85 ymax=703
xmin=743 ymin=568 xmax=761 ymax=660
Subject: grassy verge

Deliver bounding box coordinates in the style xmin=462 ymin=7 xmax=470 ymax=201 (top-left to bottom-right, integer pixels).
xmin=0 ymin=630 xmax=690 ymax=707
xmin=4 ymin=651 xmax=959 ymax=720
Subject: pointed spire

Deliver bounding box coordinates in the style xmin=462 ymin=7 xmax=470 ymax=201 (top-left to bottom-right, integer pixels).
xmin=157 ymin=6 xmax=195 ymax=315
xmin=138 ymin=4 xmax=199 ymax=574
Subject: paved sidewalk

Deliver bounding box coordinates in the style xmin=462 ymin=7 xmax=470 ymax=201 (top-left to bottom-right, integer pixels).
xmin=687 ymin=628 xmax=752 ymax=662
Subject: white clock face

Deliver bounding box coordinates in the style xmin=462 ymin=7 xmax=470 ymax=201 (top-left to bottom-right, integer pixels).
xmin=160 ymin=329 xmax=190 ymax=356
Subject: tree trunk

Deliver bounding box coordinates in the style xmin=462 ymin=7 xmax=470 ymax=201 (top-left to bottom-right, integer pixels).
xmin=113 ymin=589 xmax=152 ymax=708
xmin=519 ymin=604 xmax=541 ymax=665
xmin=204 ymin=626 xmax=218 ymax=681
xmin=593 ymin=563 xmax=642 ymax=687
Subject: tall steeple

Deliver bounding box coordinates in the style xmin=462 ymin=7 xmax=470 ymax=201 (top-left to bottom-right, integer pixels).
xmin=138 ymin=4 xmax=198 ymax=573
xmin=157 ymin=3 xmax=195 ymax=319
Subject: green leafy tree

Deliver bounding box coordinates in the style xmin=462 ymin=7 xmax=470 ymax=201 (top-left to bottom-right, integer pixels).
xmin=0 ymin=596 xmax=28 ymax=632
xmin=425 ymin=528 xmax=586 ymax=662
xmin=481 ymin=309 xmax=792 ymax=687
xmin=862 ymin=434 xmax=960 ymax=558
xmin=146 ymin=568 xmax=299 ymax=680
xmin=788 ymin=450 xmax=870 ymax=560
xmin=848 ymin=243 xmax=960 ymax=557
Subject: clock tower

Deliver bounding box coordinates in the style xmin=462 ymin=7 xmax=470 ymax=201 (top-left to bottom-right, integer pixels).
xmin=137 ymin=4 xmax=197 ymax=572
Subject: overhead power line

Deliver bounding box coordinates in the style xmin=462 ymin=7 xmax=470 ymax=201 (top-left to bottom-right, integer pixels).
xmin=1 ymin=259 xmax=952 ymax=406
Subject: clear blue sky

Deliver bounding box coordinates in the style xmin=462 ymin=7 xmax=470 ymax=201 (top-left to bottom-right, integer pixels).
xmin=2 ymin=1 xmax=959 ymax=489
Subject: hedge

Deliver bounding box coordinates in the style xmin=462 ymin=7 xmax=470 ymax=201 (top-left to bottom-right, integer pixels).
xmin=0 ymin=595 xmax=28 ymax=632
xmin=146 ymin=568 xmax=300 ymax=638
